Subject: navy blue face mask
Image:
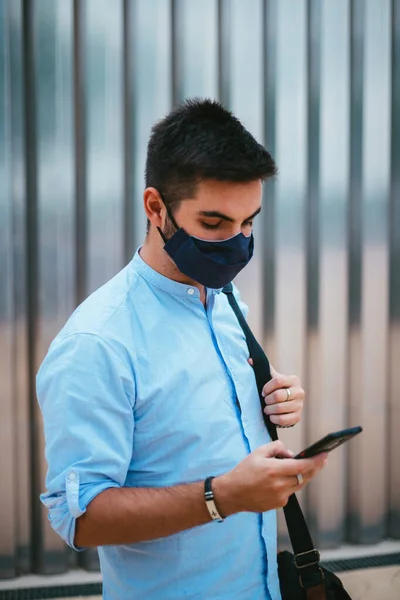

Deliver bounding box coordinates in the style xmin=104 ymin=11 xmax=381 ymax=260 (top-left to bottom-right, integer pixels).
xmin=157 ymin=196 xmax=254 ymax=289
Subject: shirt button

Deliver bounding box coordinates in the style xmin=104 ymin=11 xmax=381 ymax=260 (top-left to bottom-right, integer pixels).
xmin=187 ymin=288 xmax=195 ymax=296
xmin=68 ymin=472 xmax=76 ymax=481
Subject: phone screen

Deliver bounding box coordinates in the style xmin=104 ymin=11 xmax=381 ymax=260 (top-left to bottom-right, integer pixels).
xmin=294 ymin=426 xmax=362 ymax=459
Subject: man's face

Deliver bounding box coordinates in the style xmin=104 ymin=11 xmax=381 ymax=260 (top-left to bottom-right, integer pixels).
xmin=165 ymin=179 xmax=263 ymax=241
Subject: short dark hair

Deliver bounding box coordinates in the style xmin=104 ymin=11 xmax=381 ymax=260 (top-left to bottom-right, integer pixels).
xmin=145 ymin=98 xmax=277 ymax=220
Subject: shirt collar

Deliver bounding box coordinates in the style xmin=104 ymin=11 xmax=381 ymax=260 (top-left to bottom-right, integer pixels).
xmin=131 ymin=249 xmax=222 ymax=299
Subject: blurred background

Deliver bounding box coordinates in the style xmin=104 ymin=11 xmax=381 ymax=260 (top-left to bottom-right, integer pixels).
xmin=0 ymin=0 xmax=399 ymax=583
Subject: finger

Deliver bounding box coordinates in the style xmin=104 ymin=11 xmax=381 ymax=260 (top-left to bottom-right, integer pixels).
xmin=269 ymin=412 xmax=301 ymax=427
xmin=291 ymin=474 xmax=312 ymax=489
xmin=248 ymin=358 xmax=254 ymax=367
xmin=262 ymin=375 xmax=292 ymax=398
xmin=282 ymin=474 xmax=311 ymax=489
xmin=255 ymin=440 xmax=291 ymax=458
xmin=264 ymin=399 xmax=302 ymax=417
xmin=276 ymin=454 xmax=328 ymax=476
xmin=275 ymin=448 xmax=295 ymax=459
xmin=264 ymin=388 xmax=291 ymax=406
xmin=264 ymin=387 xmax=304 ymax=406
xmin=281 ymin=470 xmax=321 ymax=491
xmin=262 ymin=374 xmax=300 ymax=398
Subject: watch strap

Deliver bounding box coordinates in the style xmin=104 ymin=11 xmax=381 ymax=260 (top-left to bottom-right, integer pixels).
xmin=204 ymin=476 xmax=224 ymax=522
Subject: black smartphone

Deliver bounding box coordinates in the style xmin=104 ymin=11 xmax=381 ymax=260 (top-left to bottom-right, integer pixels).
xmin=293 ymin=426 xmax=363 ymax=459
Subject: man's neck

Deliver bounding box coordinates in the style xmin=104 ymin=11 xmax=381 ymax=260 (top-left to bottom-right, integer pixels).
xmin=140 ymin=232 xmax=207 ymax=305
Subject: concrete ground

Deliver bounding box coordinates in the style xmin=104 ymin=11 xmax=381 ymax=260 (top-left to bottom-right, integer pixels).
xmin=338 ymin=566 xmax=399 ymax=599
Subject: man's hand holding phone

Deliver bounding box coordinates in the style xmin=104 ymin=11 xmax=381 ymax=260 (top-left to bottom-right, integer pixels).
xmin=212 ymin=441 xmax=328 ymax=517
xmin=212 ymin=426 xmax=362 ymax=517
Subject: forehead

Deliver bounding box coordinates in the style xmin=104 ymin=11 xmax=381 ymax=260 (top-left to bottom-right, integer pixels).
xmin=183 ymin=179 xmax=263 ymax=218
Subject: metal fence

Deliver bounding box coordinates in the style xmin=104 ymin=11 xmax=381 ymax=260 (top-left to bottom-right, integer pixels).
xmin=1 ymin=0 xmax=399 ymax=580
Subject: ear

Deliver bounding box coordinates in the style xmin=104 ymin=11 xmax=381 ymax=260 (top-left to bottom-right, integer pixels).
xmin=143 ymin=187 xmax=165 ymax=229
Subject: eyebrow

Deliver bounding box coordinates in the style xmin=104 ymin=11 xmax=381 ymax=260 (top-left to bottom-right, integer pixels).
xmin=198 ymin=207 xmax=262 ymax=223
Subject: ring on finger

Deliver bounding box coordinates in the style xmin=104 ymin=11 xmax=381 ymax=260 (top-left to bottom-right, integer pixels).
xmin=296 ymin=474 xmax=303 ymax=486
xmin=285 ymin=388 xmax=291 ymax=402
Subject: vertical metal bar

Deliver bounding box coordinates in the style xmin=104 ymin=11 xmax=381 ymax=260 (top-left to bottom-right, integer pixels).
xmin=388 ymin=0 xmax=400 ymax=539
xmin=305 ymin=0 xmax=321 ymax=337
xmin=22 ymin=0 xmax=43 ymax=574
xmin=262 ymin=0 xmax=277 ymax=347
xmin=347 ymin=0 xmax=364 ymax=543
xmin=348 ymin=0 xmax=391 ymax=544
xmin=307 ymin=0 xmax=351 ymax=548
xmin=170 ymin=0 xmax=181 ymax=106
xmin=270 ymin=0 xmax=308 ymax=547
xmin=85 ymin=0 xmax=124 ymax=295
xmin=8 ymin=0 xmax=31 ymax=575
xmin=33 ymin=0 xmax=77 ymax=573
xmin=359 ymin=0 xmax=391 ymax=544
xmin=217 ymin=0 xmax=231 ymax=107
xmin=229 ymin=0 xmax=264 ymax=338
xmin=123 ymin=0 xmax=135 ymax=261
xmin=262 ymin=0 xmax=280 ymax=544
xmin=38 ymin=0 xmax=87 ymax=571
xmin=304 ymin=0 xmax=322 ymax=545
xmin=73 ymin=0 xmax=87 ymax=306
xmin=348 ymin=0 xmax=364 ymax=333
xmin=0 ymin=0 xmax=17 ymax=579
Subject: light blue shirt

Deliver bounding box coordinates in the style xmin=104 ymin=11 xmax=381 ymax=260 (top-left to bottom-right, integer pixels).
xmin=37 ymin=250 xmax=281 ymax=600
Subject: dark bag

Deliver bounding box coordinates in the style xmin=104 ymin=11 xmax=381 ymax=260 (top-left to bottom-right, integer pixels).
xmin=222 ymin=284 xmax=352 ymax=600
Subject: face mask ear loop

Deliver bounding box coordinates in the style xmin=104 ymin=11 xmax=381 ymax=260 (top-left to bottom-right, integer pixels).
xmin=158 ymin=191 xmax=180 ymax=232
xmin=156 ymin=190 xmax=179 ymax=245
xmin=156 ymin=226 xmax=168 ymax=244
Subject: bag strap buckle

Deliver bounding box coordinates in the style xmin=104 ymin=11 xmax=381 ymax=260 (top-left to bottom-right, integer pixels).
xmin=294 ymin=549 xmax=321 ymax=569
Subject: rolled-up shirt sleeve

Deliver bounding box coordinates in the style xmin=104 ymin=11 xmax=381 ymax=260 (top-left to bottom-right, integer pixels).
xmin=37 ymin=332 xmax=135 ymax=551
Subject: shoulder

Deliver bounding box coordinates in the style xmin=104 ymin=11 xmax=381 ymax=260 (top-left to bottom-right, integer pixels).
xmin=38 ymin=264 xmax=143 ymax=381
xmin=59 ymin=264 xmax=140 ymax=339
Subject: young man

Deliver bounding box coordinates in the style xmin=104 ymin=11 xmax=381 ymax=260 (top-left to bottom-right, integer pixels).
xmin=37 ymin=99 xmax=327 ymax=600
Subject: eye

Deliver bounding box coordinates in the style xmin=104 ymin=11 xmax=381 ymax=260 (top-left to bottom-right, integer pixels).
xmin=201 ymin=221 xmax=221 ymax=230
xmin=243 ymin=221 xmax=253 ymax=228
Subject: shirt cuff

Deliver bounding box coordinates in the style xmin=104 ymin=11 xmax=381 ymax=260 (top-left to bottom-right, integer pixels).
xmin=41 ymin=470 xmax=120 ymax=551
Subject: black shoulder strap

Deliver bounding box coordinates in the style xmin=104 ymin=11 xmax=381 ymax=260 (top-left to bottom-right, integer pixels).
xmin=222 ymin=283 xmax=324 ymax=586
xmin=222 ymin=284 xmax=276 ymax=440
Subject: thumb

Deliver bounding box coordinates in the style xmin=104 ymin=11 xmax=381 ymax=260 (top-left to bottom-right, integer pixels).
xmin=255 ymin=441 xmax=294 ymax=459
